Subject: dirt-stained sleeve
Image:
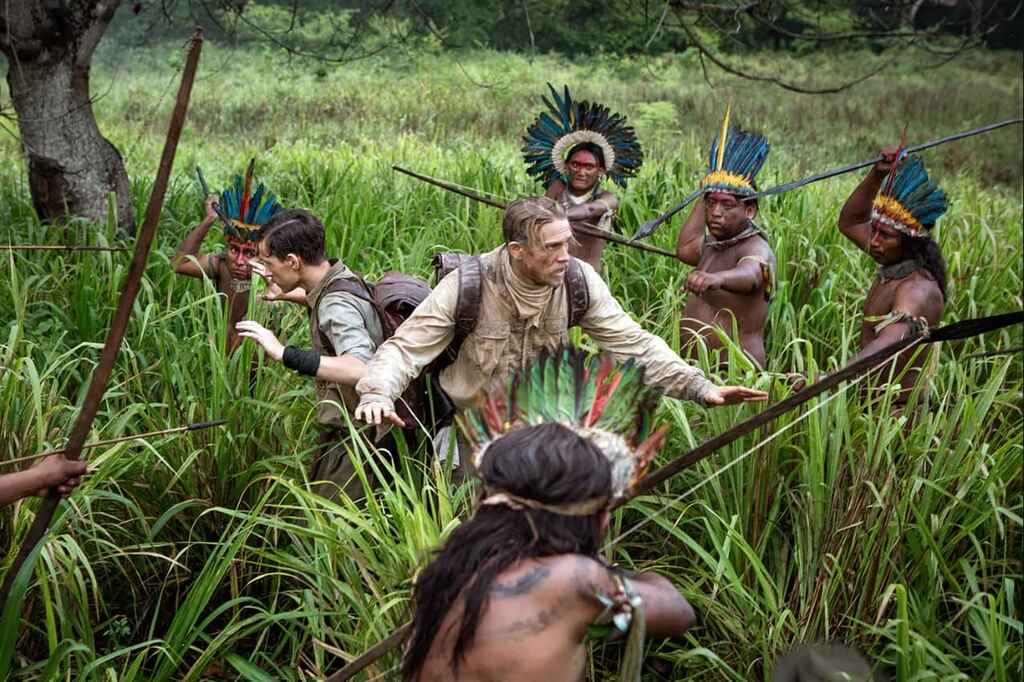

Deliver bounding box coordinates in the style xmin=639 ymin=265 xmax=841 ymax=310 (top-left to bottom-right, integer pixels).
xmin=355 ymin=269 xmax=459 ymax=410
xmin=578 ymin=263 xmax=716 ymax=404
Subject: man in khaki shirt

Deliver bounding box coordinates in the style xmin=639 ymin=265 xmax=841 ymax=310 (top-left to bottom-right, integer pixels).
xmin=356 ymin=197 xmax=766 ymax=428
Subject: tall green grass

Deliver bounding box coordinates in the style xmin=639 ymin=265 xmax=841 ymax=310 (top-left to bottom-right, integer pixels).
xmin=0 ymin=40 xmax=1021 ymax=680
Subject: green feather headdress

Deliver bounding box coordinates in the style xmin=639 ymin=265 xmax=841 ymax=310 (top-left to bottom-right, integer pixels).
xmin=457 ymin=345 xmax=667 ymax=510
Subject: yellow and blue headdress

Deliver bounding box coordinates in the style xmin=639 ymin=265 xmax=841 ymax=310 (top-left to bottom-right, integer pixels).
xmin=522 ymin=84 xmax=644 ymax=190
xmin=702 ymin=104 xmax=770 ymax=198
xmin=197 ymin=159 xmax=282 ymax=242
xmin=871 ymin=155 xmax=947 ymax=238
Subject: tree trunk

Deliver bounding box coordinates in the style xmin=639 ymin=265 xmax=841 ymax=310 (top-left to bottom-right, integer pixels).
xmin=1 ymin=1 xmax=133 ymax=234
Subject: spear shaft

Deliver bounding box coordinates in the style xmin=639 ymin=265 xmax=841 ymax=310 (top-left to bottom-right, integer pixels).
xmin=326 ymin=309 xmax=1024 ymax=681
xmin=392 ymin=166 xmax=679 ymax=260
xmin=0 ymin=245 xmax=127 ymax=252
xmin=631 ymin=117 xmax=1023 ymax=241
xmin=0 ymin=420 xmax=227 ymax=468
xmin=0 ymin=28 xmax=204 ymax=607
xmin=749 ymin=117 xmax=1024 ymax=201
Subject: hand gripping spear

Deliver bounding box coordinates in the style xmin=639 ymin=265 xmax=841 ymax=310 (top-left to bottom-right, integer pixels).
xmin=324 ymin=309 xmax=1024 ymax=681
xmin=631 ymin=117 xmax=1023 ymax=241
xmin=0 ymin=29 xmax=204 ymax=608
xmin=392 ymin=166 xmax=680 ymax=260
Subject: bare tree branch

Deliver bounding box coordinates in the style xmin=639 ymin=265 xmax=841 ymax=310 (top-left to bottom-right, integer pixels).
xmin=676 ymin=18 xmax=904 ymax=94
xmin=669 ymin=0 xmax=760 ymax=12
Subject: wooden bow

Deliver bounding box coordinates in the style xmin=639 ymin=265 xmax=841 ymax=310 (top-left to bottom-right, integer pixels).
xmin=0 ymin=28 xmax=204 ymax=606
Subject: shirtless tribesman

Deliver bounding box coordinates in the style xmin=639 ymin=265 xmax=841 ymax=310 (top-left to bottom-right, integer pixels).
xmin=676 ymin=112 xmax=775 ymax=368
xmin=522 ymin=84 xmax=642 ymax=271
xmin=837 ymin=146 xmax=947 ymax=402
xmin=544 ymin=143 xmax=620 ymax=270
xmin=173 ymin=161 xmax=282 ymax=354
xmin=403 ymin=349 xmax=695 ymax=681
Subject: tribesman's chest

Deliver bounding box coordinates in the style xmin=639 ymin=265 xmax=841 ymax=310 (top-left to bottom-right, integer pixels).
xmin=863 ymin=277 xmax=901 ymax=318
xmin=696 ymin=246 xmax=743 ymax=273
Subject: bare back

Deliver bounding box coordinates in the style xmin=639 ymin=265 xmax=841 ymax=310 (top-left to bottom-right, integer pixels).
xmin=680 ymin=236 xmax=774 ymax=368
xmin=415 ymin=556 xmax=601 ymax=682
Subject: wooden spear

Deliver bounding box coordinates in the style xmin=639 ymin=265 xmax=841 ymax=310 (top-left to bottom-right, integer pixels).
xmin=324 ymin=309 xmax=1024 ymax=682
xmin=0 ymin=28 xmax=204 ymax=607
xmin=0 ymin=420 xmax=227 ymax=468
xmin=0 ymin=245 xmax=127 ymax=252
xmin=392 ymin=165 xmax=680 ymax=260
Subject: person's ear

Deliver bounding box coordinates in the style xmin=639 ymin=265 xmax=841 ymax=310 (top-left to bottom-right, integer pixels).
xmin=507 ymin=241 xmax=525 ymax=261
xmin=286 ymin=253 xmax=301 ymax=271
xmin=745 ymin=201 xmax=758 ymax=221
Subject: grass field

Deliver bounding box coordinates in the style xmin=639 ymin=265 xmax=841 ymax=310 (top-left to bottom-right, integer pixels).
xmin=0 ymin=36 xmax=1022 ymax=681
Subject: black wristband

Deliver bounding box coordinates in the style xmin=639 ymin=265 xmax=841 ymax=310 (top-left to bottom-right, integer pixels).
xmin=282 ymin=346 xmax=321 ymax=377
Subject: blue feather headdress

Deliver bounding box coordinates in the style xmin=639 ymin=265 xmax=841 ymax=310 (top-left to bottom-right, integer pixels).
xmin=872 ymin=155 xmax=947 ymax=238
xmin=522 ymin=84 xmax=644 ymax=190
xmin=197 ymin=158 xmax=283 ymax=242
xmin=702 ymin=104 xmax=770 ymax=197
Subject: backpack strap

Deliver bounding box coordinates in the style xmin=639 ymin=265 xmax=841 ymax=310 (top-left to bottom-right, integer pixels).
xmin=564 ymin=258 xmax=590 ymax=329
xmin=316 ymin=276 xmax=379 ymax=354
xmin=451 ymin=255 xmax=482 ymax=356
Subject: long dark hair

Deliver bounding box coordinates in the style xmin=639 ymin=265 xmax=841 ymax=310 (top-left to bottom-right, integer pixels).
xmin=402 ymin=423 xmax=613 ymax=681
xmin=903 ymin=233 xmax=948 ymax=299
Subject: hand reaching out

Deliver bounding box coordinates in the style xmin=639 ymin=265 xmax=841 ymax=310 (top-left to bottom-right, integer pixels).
xmin=236 ymin=320 xmax=284 ymax=361
xmin=354 ymin=401 xmax=407 ymax=428
xmin=703 ymin=385 xmax=769 ymax=407
xmin=251 ymin=261 xmax=284 ymax=301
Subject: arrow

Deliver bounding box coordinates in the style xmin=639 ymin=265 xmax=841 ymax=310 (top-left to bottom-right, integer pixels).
xmin=0 ymin=420 xmax=227 ymax=468
xmin=393 ymin=166 xmax=679 ymax=260
xmin=631 ymin=117 xmax=1023 ymax=241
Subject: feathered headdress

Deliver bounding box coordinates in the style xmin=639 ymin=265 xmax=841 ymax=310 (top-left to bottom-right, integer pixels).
xmin=457 ymin=346 xmax=667 ymax=514
xmin=702 ymin=104 xmax=770 ymax=197
xmin=522 ymin=84 xmax=644 ymax=190
xmin=871 ymin=155 xmax=947 ymax=238
xmin=197 ymin=158 xmax=282 ymax=242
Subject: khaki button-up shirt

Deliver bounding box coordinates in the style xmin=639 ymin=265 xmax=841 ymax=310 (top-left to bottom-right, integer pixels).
xmin=356 ymin=246 xmax=714 ymax=411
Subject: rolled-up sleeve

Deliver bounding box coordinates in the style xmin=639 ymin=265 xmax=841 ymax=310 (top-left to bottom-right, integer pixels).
xmin=318 ymin=293 xmax=378 ymax=363
xmin=355 ymin=270 xmax=459 ymax=408
xmin=580 ymin=264 xmax=715 ymax=403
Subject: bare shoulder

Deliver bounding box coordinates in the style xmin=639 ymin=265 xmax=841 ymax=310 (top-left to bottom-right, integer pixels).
xmin=736 ymin=234 xmax=776 ymax=264
xmin=894 ymin=271 xmax=944 ymax=321
xmin=596 ymin=189 xmax=619 ymax=207
xmin=540 ymin=554 xmax=617 ymax=601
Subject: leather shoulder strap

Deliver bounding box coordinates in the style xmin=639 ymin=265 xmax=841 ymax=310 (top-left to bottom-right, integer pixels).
xmin=322 ymin=276 xmax=373 ymax=305
xmin=452 ymin=255 xmax=482 ymax=353
xmin=564 ymin=258 xmax=590 ymax=329
xmin=316 ymin=275 xmax=377 ymax=354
